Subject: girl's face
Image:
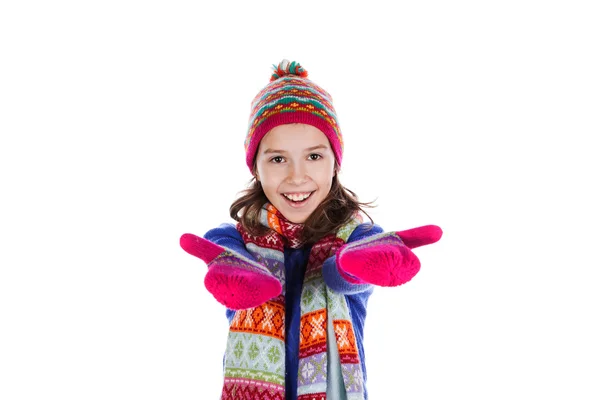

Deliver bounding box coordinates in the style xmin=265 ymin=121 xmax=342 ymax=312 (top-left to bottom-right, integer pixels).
xmin=255 ymin=123 xmax=336 ymax=224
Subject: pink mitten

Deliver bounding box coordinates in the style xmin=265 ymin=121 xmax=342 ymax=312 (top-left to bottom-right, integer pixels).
xmin=180 ymin=233 xmax=281 ymax=310
xmin=336 ymin=225 xmax=442 ymax=287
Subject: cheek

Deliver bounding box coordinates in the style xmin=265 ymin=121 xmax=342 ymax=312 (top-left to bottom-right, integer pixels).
xmin=309 ymin=162 xmax=335 ymax=185
xmin=322 ymin=175 xmax=334 ymax=191
xmin=259 ymin=167 xmax=286 ymax=186
xmin=258 ymin=171 xmax=283 ymax=194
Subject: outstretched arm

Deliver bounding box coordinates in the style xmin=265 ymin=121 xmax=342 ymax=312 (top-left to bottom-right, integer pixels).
xmin=325 ymin=224 xmax=443 ymax=292
xmin=203 ymin=223 xmax=255 ymax=259
xmin=180 ymin=224 xmax=281 ymax=310
xmin=322 ymin=223 xmax=384 ymax=294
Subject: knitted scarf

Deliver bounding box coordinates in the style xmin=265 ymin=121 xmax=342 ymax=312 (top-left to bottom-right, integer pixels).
xmin=220 ymin=203 xmax=365 ymax=400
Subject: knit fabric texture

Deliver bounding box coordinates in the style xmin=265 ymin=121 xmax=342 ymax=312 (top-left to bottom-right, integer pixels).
xmin=244 ymin=59 xmax=344 ymax=172
xmin=219 ymin=203 xmax=366 ymax=400
xmin=206 ymin=222 xmax=385 ymax=400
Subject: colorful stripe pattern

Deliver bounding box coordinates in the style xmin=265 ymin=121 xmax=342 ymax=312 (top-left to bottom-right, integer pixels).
xmin=244 ymin=60 xmax=344 ymax=172
xmin=219 ymin=203 xmax=366 ymax=399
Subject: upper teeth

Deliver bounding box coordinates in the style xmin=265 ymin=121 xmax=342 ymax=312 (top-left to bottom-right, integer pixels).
xmin=283 ymin=192 xmax=312 ymax=201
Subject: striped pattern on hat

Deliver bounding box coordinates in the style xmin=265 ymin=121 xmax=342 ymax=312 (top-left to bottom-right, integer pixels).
xmin=244 ymin=60 xmax=343 ymax=172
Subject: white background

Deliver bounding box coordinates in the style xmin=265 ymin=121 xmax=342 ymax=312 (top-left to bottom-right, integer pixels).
xmin=1 ymin=0 xmax=599 ymax=399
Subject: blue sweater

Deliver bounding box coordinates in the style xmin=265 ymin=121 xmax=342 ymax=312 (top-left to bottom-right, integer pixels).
xmin=204 ymin=222 xmax=384 ymax=400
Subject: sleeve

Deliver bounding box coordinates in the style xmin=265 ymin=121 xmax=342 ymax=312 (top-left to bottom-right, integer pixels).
xmin=322 ymin=222 xmax=385 ymax=294
xmin=203 ymin=223 xmax=255 ymax=260
xmin=203 ymin=223 xmax=257 ymax=319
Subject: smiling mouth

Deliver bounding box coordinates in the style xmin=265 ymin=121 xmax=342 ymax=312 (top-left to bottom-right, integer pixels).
xmin=281 ymin=191 xmax=315 ymax=204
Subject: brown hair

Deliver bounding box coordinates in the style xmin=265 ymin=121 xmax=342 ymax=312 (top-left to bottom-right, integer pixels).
xmin=229 ymin=164 xmax=377 ymax=245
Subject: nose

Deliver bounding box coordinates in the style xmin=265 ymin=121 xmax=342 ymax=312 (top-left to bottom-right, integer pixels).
xmin=287 ymin=161 xmax=308 ymax=184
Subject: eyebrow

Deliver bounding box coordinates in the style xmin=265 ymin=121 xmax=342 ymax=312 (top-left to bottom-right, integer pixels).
xmin=262 ymin=144 xmax=328 ymax=154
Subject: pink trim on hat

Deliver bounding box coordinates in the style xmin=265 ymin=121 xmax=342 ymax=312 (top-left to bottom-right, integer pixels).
xmin=245 ymin=112 xmax=343 ymax=172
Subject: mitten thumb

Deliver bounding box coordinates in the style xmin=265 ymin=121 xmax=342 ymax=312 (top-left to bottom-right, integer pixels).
xmin=396 ymin=225 xmax=443 ymax=249
xmin=180 ymin=233 xmax=225 ymax=264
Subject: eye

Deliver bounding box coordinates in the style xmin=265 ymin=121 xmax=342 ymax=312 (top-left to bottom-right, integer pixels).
xmin=309 ymin=153 xmax=322 ymax=161
xmin=270 ymin=156 xmax=285 ymax=163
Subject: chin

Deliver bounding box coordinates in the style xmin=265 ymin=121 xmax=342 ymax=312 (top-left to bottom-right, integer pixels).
xmin=287 ymin=215 xmax=309 ymax=224
xmin=278 ymin=209 xmax=310 ymax=224
xmin=274 ymin=203 xmax=315 ymax=224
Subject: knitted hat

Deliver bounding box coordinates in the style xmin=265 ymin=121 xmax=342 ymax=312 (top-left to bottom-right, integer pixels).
xmin=244 ymin=59 xmax=343 ymax=172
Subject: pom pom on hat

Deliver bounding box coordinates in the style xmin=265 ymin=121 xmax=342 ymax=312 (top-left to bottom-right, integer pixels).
xmin=244 ymin=59 xmax=344 ymax=173
xmin=270 ymin=59 xmax=309 ymax=81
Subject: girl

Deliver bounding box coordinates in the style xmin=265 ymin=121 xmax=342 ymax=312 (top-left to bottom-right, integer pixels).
xmin=180 ymin=60 xmax=442 ymax=400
